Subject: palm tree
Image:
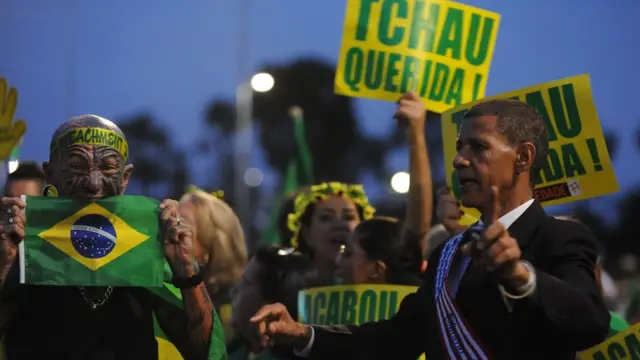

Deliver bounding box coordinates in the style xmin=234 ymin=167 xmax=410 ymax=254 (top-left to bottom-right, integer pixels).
xmin=118 ymin=114 xmax=189 ymax=198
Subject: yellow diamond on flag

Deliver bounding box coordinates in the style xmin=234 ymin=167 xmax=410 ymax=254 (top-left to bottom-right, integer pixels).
xmin=38 ymin=202 xmax=150 ymax=271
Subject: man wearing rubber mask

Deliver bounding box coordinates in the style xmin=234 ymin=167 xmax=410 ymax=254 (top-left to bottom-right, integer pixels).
xmin=0 ymin=115 xmax=216 ymax=359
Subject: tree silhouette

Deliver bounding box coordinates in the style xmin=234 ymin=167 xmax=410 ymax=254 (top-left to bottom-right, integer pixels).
xmin=252 ymin=58 xmax=383 ymax=183
xmin=118 ymin=114 xmax=190 ymax=199
xmin=198 ymin=98 xmax=245 ymax=209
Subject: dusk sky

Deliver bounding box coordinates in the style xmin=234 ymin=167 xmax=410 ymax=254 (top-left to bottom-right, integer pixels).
xmin=1 ymin=0 xmax=639 ymax=219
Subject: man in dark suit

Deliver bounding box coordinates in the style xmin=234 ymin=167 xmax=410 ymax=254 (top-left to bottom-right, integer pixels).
xmin=250 ymin=97 xmax=610 ymax=359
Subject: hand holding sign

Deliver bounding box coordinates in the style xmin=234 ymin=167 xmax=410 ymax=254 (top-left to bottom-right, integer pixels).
xmin=461 ymin=186 xmax=528 ymax=287
xmin=250 ymin=302 xmax=311 ymax=351
xmin=0 ymin=78 xmax=26 ymax=160
xmin=394 ymin=92 xmax=426 ymax=134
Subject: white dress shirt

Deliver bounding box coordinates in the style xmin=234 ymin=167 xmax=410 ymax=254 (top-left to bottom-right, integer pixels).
xmin=294 ymin=199 xmax=535 ymax=357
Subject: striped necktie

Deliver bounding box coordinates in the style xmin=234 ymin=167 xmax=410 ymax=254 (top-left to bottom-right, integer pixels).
xmin=448 ymin=222 xmax=484 ymax=298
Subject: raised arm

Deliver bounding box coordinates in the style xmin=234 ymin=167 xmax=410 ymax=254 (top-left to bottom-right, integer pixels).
xmin=395 ymin=92 xmax=433 ymax=256
xmin=155 ymin=199 xmax=215 ymax=359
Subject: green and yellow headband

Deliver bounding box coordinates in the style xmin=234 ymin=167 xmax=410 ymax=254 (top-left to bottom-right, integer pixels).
xmin=287 ymin=182 xmax=376 ymax=249
xmin=50 ymin=127 xmax=129 ymax=162
xmin=185 ymin=185 xmax=225 ymax=201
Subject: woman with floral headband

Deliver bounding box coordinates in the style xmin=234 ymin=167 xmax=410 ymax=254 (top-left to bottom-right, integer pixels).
xmin=287 ymin=182 xmax=375 ymax=283
xmin=287 ymin=92 xmax=433 ymax=283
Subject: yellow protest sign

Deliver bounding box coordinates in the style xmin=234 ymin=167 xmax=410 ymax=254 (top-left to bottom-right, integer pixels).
xmin=441 ymin=74 xmax=618 ymax=225
xmin=0 ymin=78 xmax=27 ymax=160
xmin=298 ymin=284 xmax=425 ymax=359
xmin=335 ymin=0 xmax=501 ymax=113
xmin=579 ymin=322 xmax=640 ymax=360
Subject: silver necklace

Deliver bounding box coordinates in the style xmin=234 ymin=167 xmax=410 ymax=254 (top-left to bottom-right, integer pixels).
xmin=79 ymin=286 xmax=114 ymax=310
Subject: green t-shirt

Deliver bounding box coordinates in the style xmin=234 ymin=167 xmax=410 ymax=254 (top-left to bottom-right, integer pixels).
xmin=608 ymin=312 xmax=630 ymax=338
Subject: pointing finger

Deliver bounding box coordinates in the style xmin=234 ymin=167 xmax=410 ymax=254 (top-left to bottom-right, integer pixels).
xmin=251 ymin=303 xmax=285 ymax=323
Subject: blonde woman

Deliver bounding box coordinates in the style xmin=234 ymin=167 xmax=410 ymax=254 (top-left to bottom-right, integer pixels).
xmin=179 ymin=188 xmax=248 ymax=341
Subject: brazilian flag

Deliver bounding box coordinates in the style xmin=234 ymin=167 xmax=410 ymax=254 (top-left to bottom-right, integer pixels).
xmin=19 ymin=195 xmax=165 ymax=287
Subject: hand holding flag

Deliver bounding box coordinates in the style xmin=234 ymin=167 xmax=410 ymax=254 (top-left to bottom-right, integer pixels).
xmin=0 ymin=196 xmax=26 ymax=264
xmin=159 ymin=199 xmax=196 ymax=277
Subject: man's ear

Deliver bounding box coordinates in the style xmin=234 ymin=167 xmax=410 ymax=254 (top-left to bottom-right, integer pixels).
xmin=120 ymin=164 xmax=134 ymax=195
xmin=42 ymin=161 xmax=54 ymax=185
xmin=515 ymin=142 xmax=536 ymax=174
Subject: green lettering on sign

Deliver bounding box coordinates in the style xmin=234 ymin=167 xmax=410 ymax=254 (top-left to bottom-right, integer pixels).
xmin=465 ymin=14 xmax=495 ymax=66
xmin=451 ymin=109 xmax=466 ymax=135
xmin=340 ymin=290 xmax=358 ymax=323
xmin=377 ymin=0 xmax=408 ymax=46
xmin=561 ymin=143 xmax=586 ymax=178
xmin=436 ymin=7 xmax=463 ymax=60
xmin=418 ymin=60 xmax=433 ymax=97
xmin=384 ymin=52 xmax=403 ymax=92
xmin=364 ymin=50 xmax=385 ymax=90
xmin=326 ymin=291 xmax=340 ymax=324
xmin=585 ymin=137 xmax=604 ymax=172
xmin=407 ymin=1 xmax=440 ymax=51
xmin=400 ymin=55 xmax=421 ymax=92
xmin=450 ymin=170 xmax=461 ymax=200
xmin=428 ymin=63 xmax=450 ymax=101
xmin=355 ymin=0 xmax=379 ymax=41
xmin=607 ymin=341 xmax=627 ymax=360
xmin=524 ymin=91 xmax=557 ymax=141
xmin=359 ymin=290 xmax=377 ymax=324
xmin=538 ymin=148 xmax=564 ymax=183
xmin=624 ymin=332 xmax=640 ymax=360
xmin=302 ymin=294 xmax=312 ymax=323
xmin=344 ymin=47 xmax=364 ymax=91
xmin=445 ymin=68 xmax=464 ymax=106
xmin=548 ymin=84 xmax=582 ymax=139
xmin=314 ymin=292 xmax=327 ymax=324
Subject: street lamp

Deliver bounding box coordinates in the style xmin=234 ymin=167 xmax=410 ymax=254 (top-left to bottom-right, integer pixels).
xmin=390 ymin=171 xmax=410 ymax=194
xmin=250 ymin=72 xmax=274 ymax=93
xmin=234 ymin=72 xmax=274 ymax=225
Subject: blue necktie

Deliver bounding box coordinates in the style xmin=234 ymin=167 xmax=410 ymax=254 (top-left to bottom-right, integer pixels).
xmin=448 ymin=223 xmax=483 ymax=298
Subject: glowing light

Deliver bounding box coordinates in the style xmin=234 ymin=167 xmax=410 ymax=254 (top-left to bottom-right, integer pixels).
xmin=250 ymin=72 xmax=274 ymax=93
xmin=244 ymin=168 xmax=264 ymax=187
xmin=390 ymin=171 xmax=410 ymax=194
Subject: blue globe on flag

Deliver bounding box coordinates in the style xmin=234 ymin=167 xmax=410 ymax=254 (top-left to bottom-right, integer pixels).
xmin=70 ymin=214 xmax=117 ymax=258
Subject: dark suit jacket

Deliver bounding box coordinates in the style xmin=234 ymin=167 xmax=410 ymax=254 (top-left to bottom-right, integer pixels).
xmin=304 ymin=201 xmax=610 ymax=360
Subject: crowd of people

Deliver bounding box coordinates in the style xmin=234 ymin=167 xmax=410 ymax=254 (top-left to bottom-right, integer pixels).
xmin=0 ymin=92 xmax=630 ymax=359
